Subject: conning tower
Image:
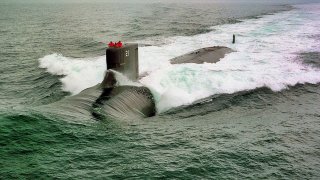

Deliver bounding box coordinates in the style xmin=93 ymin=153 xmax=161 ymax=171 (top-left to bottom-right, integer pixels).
xmin=106 ymin=43 xmax=139 ymax=81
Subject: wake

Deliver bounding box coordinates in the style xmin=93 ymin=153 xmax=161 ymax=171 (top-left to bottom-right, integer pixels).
xmin=39 ymin=4 xmax=320 ymax=113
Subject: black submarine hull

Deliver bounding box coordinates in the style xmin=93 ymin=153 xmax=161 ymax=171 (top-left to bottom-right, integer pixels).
xmin=95 ymin=46 xmax=233 ymax=119
xmin=42 ymin=46 xmax=233 ymax=120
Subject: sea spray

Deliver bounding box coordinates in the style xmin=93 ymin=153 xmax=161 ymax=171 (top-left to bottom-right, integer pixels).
xmin=39 ymin=53 xmax=106 ymax=94
xmin=39 ymin=4 xmax=320 ymax=113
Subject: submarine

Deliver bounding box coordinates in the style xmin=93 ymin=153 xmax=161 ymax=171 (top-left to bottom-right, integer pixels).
xmin=90 ymin=42 xmax=234 ymax=119
xmin=46 ymin=43 xmax=234 ymax=120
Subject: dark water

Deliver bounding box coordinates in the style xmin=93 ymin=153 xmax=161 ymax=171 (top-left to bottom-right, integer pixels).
xmin=0 ymin=0 xmax=290 ymax=109
xmin=1 ymin=0 xmax=320 ymax=179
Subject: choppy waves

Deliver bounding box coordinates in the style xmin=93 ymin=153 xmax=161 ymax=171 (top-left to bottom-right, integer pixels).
xmin=39 ymin=4 xmax=320 ymax=113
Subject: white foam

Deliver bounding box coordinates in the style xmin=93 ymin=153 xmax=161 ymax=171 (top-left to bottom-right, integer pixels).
xmin=39 ymin=53 xmax=106 ymax=94
xmin=110 ymin=70 xmax=142 ymax=87
xmin=39 ymin=4 xmax=320 ymax=113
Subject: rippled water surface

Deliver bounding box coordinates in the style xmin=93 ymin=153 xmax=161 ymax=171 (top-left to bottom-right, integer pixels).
xmin=0 ymin=0 xmax=319 ymax=179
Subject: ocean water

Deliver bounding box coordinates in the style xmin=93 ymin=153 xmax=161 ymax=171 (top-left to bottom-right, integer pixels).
xmin=1 ymin=0 xmax=320 ymax=179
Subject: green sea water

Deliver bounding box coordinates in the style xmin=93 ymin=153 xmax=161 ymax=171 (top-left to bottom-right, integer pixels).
xmin=1 ymin=0 xmax=320 ymax=179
